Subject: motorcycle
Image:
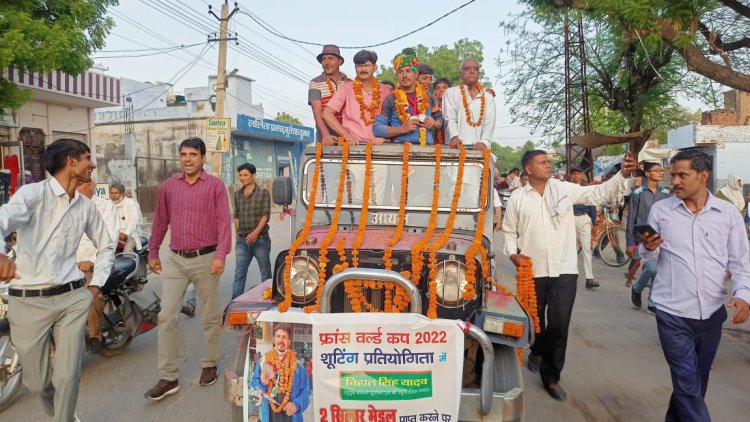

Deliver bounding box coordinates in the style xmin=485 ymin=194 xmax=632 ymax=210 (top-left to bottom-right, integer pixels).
xmin=0 ymin=236 xmax=159 ymax=412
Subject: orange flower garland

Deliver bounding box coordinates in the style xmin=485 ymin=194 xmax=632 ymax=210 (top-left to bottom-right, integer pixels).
xmin=426 ymin=146 xmax=466 ymax=319
xmin=280 ymin=143 xmax=323 ymax=312
xmin=394 ymin=84 xmax=430 ymax=146
xmin=459 ymin=82 xmax=486 ymax=127
xmin=516 ymin=258 xmax=540 ymax=334
xmin=264 ymin=349 xmax=298 ymax=413
xmin=382 ymin=143 xmax=412 ymax=312
xmin=304 ymin=143 xmax=349 ymax=313
xmin=411 ymin=144 xmax=442 ymax=286
xmin=353 ymin=78 xmax=381 ymax=126
xmin=345 ymin=144 xmax=374 ymax=311
xmin=463 ymin=148 xmax=491 ymax=301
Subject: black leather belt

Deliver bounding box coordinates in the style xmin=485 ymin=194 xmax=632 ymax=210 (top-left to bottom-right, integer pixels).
xmin=9 ymin=279 xmax=85 ymax=298
xmin=171 ymin=245 xmax=217 ymax=258
xmin=239 ymin=233 xmax=269 ymax=239
xmin=574 ymin=212 xmax=588 ymax=216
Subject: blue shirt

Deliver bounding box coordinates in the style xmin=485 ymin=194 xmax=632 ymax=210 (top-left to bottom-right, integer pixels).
xmin=250 ymin=353 xmax=311 ymax=422
xmin=373 ymin=92 xmax=442 ymax=144
xmin=640 ymin=192 xmax=750 ymax=319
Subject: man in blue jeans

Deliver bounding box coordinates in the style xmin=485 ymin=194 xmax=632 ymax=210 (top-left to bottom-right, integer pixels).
xmin=231 ymin=163 xmax=272 ymax=299
xmin=626 ymin=161 xmax=670 ymax=313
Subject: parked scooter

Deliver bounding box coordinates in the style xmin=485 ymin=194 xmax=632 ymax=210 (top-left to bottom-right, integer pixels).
xmin=0 ymin=236 xmax=159 ymax=412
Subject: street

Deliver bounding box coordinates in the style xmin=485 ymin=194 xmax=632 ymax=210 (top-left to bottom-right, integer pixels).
xmin=3 ymin=214 xmax=749 ymax=421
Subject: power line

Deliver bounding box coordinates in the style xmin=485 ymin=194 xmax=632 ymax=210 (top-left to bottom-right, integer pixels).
xmin=92 ymin=43 xmax=206 ymax=59
xmin=238 ymin=0 xmax=478 ymax=49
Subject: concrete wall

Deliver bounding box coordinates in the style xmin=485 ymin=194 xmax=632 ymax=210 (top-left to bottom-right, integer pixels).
xmin=667 ymin=124 xmax=696 ymax=149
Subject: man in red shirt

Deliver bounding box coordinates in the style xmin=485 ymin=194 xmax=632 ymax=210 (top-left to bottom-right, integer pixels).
xmin=144 ymin=137 xmax=232 ymax=400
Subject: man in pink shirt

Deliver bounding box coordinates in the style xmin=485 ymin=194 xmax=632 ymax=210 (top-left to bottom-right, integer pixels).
xmin=144 ymin=137 xmax=232 ymax=401
xmin=322 ymin=49 xmax=391 ymax=145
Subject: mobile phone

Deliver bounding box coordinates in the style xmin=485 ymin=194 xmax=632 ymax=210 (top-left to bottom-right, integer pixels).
xmin=634 ymin=224 xmax=659 ymax=237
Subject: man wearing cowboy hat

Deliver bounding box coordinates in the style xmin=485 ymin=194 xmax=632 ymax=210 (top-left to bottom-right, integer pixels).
xmin=308 ymin=44 xmax=348 ymax=146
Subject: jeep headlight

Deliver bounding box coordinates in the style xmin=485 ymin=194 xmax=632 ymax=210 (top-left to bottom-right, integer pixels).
xmin=277 ymin=255 xmax=319 ymax=303
xmin=435 ymin=260 xmax=469 ymax=307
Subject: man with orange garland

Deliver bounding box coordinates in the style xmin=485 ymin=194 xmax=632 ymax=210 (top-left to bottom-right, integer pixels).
xmin=250 ymin=324 xmax=310 ymax=421
xmin=417 ymin=63 xmax=434 ymax=92
xmin=442 ymin=58 xmax=496 ymax=151
xmin=308 ymin=44 xmax=348 ymax=146
xmin=373 ymin=48 xmax=443 ymax=145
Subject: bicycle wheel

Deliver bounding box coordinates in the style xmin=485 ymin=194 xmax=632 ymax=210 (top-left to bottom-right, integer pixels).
xmin=597 ymin=227 xmax=629 ymax=267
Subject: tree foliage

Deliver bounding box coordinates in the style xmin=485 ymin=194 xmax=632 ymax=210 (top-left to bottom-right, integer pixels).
xmin=523 ymin=0 xmax=750 ymax=91
xmin=0 ymin=0 xmax=118 ymax=112
xmin=499 ymin=10 xmax=718 ymax=148
xmin=491 ymin=140 xmax=537 ymax=172
xmin=274 ymin=111 xmax=302 ymax=125
xmin=377 ymin=39 xmax=492 ymax=88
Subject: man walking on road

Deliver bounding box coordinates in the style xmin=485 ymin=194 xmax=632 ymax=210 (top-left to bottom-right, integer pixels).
xmin=639 ymin=149 xmax=750 ymax=421
xmin=503 ymin=149 xmax=636 ymax=401
xmin=232 ymin=163 xmax=272 ymax=299
xmin=569 ymin=167 xmax=599 ymax=289
xmin=626 ymin=162 xmax=670 ymax=313
xmin=0 ymin=139 xmax=115 ymax=422
xmin=145 ymin=137 xmax=232 ymax=400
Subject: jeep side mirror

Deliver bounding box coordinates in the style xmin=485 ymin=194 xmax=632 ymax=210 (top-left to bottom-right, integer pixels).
xmin=272 ymin=176 xmax=293 ymax=206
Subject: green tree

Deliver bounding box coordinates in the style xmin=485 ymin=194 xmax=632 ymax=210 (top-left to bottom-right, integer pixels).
xmin=377 ymin=39 xmax=491 ymax=88
xmin=0 ymin=1 xmax=118 ymax=112
xmin=491 ymin=140 xmax=537 ymax=172
xmin=274 ymin=111 xmax=302 ymax=125
xmin=499 ymin=10 xmax=718 ymax=151
xmin=524 ymin=0 xmax=750 ymax=91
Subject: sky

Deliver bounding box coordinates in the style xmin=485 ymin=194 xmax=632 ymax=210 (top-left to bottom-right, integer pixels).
xmin=93 ymin=0 xmax=541 ymax=147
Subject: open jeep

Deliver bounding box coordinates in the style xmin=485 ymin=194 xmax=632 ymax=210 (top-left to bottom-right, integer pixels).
xmin=223 ymin=144 xmax=532 ymax=421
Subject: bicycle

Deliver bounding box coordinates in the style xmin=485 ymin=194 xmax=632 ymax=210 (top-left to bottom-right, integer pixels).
xmin=578 ymin=212 xmax=630 ymax=267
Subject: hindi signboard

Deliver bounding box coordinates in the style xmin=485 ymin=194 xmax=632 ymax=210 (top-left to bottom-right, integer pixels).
xmin=248 ymin=311 xmax=464 ymax=421
xmin=206 ymin=118 xmax=231 ymax=152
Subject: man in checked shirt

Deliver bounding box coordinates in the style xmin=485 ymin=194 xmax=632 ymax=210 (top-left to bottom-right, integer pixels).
xmin=144 ymin=137 xmax=232 ymax=401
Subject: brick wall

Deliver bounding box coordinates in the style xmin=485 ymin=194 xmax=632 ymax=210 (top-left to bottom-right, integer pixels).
xmin=701 ymin=110 xmax=736 ymax=126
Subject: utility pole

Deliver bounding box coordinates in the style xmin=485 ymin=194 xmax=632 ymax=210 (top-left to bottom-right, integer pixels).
xmin=209 ymin=1 xmax=239 ymax=119
xmin=563 ymin=14 xmax=593 ymax=180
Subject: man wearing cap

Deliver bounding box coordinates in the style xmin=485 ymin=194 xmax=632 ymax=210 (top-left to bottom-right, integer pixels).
xmin=308 ymin=44 xmax=348 ymax=146
xmin=373 ymin=48 xmax=443 ymax=145
xmin=110 ymin=182 xmax=143 ymax=253
xmin=323 ymin=49 xmax=392 ymax=145
xmin=417 ymin=63 xmax=434 ymax=93
xmin=442 ymin=59 xmax=496 ymax=151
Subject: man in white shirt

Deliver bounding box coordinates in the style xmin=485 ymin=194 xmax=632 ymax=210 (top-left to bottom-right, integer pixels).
xmin=76 ymin=179 xmax=120 ymax=352
xmin=442 ymin=58 xmax=496 ymax=151
xmin=0 ymin=138 xmax=115 ymax=422
xmin=508 ymin=168 xmax=522 ymax=190
xmin=503 ymin=149 xmax=635 ymax=401
xmin=109 ymin=182 xmax=143 ymax=252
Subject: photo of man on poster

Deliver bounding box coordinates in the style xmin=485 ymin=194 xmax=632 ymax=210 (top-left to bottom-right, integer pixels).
xmin=250 ymin=324 xmax=311 ymax=421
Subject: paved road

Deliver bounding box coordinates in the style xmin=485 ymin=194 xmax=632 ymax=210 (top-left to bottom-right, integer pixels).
xmin=3 ymin=216 xmax=749 ymax=421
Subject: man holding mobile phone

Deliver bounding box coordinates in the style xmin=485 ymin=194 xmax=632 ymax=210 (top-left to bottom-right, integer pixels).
xmin=625 ymin=161 xmax=670 ymax=312
xmin=640 ymin=149 xmax=750 ymax=421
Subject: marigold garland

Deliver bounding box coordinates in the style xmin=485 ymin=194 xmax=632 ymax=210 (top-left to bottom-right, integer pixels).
xmin=345 ymin=144 xmax=374 ymax=311
xmin=410 ymin=144 xmax=442 ymax=286
xmin=325 ymin=76 xmax=347 ymax=96
xmin=264 ymin=349 xmax=298 ymax=413
xmin=353 ymin=78 xmax=381 ymax=126
xmin=516 ymin=258 xmax=540 ymax=334
xmin=459 ymin=82 xmax=486 ymax=127
xmin=280 ymin=143 xmax=323 ymax=312
xmin=463 ymin=148 xmax=491 ymax=301
xmin=304 ymin=143 xmax=349 ymax=313
xmin=425 ymin=146 xmax=466 ymax=319
xmin=394 ymin=84 xmax=429 ymax=146
xmin=382 ymin=143 xmax=412 ymax=312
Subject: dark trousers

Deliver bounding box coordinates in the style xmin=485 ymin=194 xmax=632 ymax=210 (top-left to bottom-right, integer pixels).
xmin=656 ymin=307 xmax=726 ymax=422
xmin=529 ymin=274 xmax=577 ymax=385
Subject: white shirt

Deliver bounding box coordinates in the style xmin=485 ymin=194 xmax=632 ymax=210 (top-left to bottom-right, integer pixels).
xmin=493 ymin=188 xmax=502 ymax=208
xmin=77 ymin=196 xmax=120 ymax=263
xmin=114 ymin=196 xmax=143 ymax=249
xmin=0 ymin=178 xmax=116 ymax=287
xmin=509 ymin=176 xmax=522 ymax=190
xmin=640 ymin=193 xmax=750 ymax=319
xmin=503 ymin=173 xmax=627 ymax=278
xmin=442 ymin=84 xmax=496 ymax=148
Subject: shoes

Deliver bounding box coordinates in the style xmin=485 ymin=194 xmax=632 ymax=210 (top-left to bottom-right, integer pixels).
xmin=585 ymin=279 xmax=600 ymax=289
xmin=86 ymin=337 xmax=104 ymax=354
xmin=200 ymin=366 xmax=218 ymax=386
xmin=647 ymin=305 xmax=656 ymax=315
xmin=544 ymin=383 xmax=568 ymax=401
xmin=144 ymin=379 xmax=180 ymax=401
xmin=631 ymin=289 xmax=642 ymax=309
xmin=527 ymin=353 xmax=542 ymax=372
xmin=181 ymin=303 xmax=195 ymax=318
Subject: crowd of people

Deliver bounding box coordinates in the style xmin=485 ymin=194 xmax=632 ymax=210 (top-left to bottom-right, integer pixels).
xmin=0 ymin=41 xmax=749 ymax=422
